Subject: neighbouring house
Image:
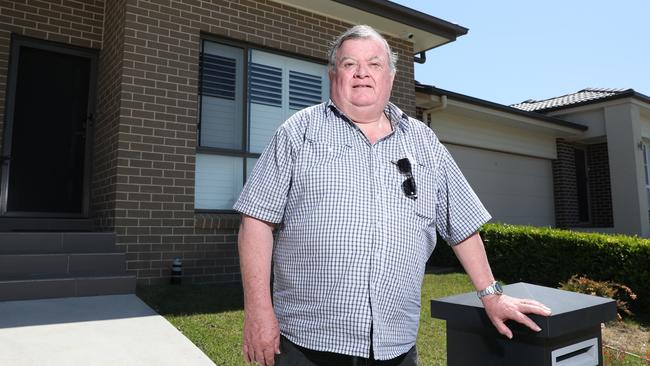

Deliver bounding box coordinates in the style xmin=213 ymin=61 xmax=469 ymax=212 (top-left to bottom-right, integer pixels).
xmin=416 ymin=84 xmax=650 ymax=238
xmin=512 ymin=88 xmax=650 ymax=237
xmin=415 ymin=83 xmax=587 ymax=227
xmin=0 ymin=0 xmax=468 ymax=299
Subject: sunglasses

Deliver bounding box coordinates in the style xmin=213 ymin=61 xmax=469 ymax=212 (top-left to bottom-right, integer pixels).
xmin=395 ymin=158 xmax=417 ymax=199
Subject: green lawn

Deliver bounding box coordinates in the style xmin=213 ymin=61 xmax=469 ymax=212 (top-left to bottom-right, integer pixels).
xmin=137 ymin=272 xmax=473 ymax=366
xmin=137 ymin=273 xmax=648 ymax=366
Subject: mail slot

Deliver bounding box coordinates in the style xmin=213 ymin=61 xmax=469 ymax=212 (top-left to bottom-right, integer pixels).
xmin=430 ymin=282 xmax=616 ymax=366
xmin=552 ymin=338 xmax=598 ymax=366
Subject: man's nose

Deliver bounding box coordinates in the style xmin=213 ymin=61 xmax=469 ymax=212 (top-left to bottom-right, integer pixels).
xmin=354 ymin=64 xmax=369 ymax=77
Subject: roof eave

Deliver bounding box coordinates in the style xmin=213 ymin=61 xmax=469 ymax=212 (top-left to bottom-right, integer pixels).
xmin=271 ymin=0 xmax=468 ymax=54
xmin=332 ymin=0 xmax=468 ymax=40
xmin=416 ymin=84 xmax=588 ymax=132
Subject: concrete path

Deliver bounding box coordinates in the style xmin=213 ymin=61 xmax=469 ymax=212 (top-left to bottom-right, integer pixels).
xmin=0 ymin=294 xmax=216 ymax=366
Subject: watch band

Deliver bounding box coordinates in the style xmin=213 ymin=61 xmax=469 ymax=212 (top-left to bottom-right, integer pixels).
xmin=477 ymin=281 xmax=503 ymax=299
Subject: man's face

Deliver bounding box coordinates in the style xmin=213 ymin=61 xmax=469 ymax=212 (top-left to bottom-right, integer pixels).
xmin=330 ymin=37 xmax=395 ymax=116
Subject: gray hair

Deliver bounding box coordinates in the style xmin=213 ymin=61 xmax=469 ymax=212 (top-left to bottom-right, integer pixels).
xmin=327 ymin=25 xmax=398 ymax=73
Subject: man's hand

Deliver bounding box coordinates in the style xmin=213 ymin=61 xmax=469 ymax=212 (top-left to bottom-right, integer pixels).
xmin=481 ymin=294 xmax=552 ymax=339
xmin=242 ymin=306 xmax=280 ymax=365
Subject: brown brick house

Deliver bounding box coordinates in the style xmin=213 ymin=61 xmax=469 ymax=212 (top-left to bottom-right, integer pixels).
xmin=0 ymin=0 xmax=467 ymax=298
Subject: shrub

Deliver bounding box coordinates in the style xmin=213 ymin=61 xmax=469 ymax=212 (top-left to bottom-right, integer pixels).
xmin=427 ymin=223 xmax=650 ymax=314
xmin=559 ymin=275 xmax=637 ymax=320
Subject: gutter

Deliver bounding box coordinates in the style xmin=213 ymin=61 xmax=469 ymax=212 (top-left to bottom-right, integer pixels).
xmin=414 ymin=51 xmax=426 ymax=64
xmin=331 ymin=0 xmax=469 ymax=62
xmin=416 ymin=83 xmax=588 ymax=131
xmin=332 ymin=0 xmax=468 ymax=40
xmin=422 ymin=95 xmax=448 ymax=127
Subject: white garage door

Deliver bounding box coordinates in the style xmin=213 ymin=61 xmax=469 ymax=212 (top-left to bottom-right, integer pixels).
xmin=446 ymin=144 xmax=555 ymax=226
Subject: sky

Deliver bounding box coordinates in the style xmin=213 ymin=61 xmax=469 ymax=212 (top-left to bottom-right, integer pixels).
xmin=392 ymin=1 xmax=650 ymax=106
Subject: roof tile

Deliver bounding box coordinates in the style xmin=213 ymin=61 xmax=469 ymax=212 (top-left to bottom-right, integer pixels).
xmin=511 ymin=88 xmax=631 ymax=112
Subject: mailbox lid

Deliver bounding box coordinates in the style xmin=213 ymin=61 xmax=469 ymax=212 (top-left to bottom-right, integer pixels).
xmin=430 ymin=282 xmax=616 ymax=339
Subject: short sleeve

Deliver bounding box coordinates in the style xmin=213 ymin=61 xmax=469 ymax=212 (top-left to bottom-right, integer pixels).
xmin=233 ymin=126 xmax=294 ymax=223
xmin=435 ymin=144 xmax=492 ymax=245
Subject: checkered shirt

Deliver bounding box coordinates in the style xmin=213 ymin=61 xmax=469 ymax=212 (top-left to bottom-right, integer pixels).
xmin=234 ymin=100 xmax=491 ymax=360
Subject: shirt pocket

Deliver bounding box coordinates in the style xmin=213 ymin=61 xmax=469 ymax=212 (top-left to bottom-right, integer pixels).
xmin=295 ymin=140 xmax=351 ymax=182
xmin=412 ymin=164 xmax=437 ymax=220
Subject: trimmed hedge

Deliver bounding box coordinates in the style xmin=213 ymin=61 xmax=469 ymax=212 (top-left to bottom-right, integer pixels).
xmin=428 ymin=223 xmax=650 ymax=314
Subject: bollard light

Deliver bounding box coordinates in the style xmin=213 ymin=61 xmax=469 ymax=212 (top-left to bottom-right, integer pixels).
xmin=171 ymin=258 xmax=182 ymax=285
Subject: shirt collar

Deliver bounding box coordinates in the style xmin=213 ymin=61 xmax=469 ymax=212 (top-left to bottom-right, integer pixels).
xmin=325 ymin=99 xmax=409 ymax=130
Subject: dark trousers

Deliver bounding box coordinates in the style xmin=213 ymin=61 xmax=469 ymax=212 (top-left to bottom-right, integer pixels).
xmin=275 ymin=336 xmax=418 ymax=366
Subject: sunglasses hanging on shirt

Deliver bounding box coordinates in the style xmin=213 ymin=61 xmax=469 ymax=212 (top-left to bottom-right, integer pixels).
xmin=394 ymin=158 xmax=417 ymax=199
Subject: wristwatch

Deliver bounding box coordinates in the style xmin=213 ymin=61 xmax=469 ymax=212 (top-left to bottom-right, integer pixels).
xmin=477 ymin=281 xmax=503 ymax=299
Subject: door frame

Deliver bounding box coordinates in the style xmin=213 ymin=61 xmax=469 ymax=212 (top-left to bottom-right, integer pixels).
xmin=0 ymin=35 xmax=98 ymax=218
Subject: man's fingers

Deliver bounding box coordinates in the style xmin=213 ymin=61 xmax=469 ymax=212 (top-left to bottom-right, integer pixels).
xmin=274 ymin=335 xmax=281 ymax=355
xmin=263 ymin=348 xmax=276 ymax=366
xmin=493 ymin=318 xmax=513 ymax=339
xmin=524 ymin=299 xmax=548 ymax=308
xmin=515 ymin=312 xmax=542 ymax=332
xmin=243 ymin=342 xmax=278 ymax=366
xmin=253 ymin=349 xmax=267 ymax=366
xmin=484 ymin=295 xmax=553 ymax=339
xmin=242 ymin=344 xmax=252 ymax=363
xmin=521 ymin=300 xmax=552 ymax=315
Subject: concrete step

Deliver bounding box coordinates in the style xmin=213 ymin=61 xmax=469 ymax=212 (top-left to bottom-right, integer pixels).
xmin=0 ymin=253 xmax=127 ymax=278
xmin=0 ymin=232 xmax=118 ymax=254
xmin=0 ymin=275 xmax=136 ymax=301
xmin=0 ymin=218 xmax=93 ymax=232
xmin=0 ymin=231 xmax=135 ymax=302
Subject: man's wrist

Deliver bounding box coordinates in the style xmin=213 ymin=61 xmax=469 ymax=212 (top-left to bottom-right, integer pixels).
xmin=477 ymin=280 xmax=503 ymax=299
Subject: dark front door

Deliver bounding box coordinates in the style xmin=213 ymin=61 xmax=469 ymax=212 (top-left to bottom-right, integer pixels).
xmin=1 ymin=36 xmax=97 ymax=218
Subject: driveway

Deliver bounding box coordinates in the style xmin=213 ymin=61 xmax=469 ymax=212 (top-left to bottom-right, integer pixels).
xmin=0 ymin=294 xmax=216 ymax=366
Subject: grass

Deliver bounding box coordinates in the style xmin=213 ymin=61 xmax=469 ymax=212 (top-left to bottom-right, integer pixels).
xmin=137 ymin=272 xmax=472 ymax=366
xmin=602 ymin=318 xmax=650 ymax=364
xmin=137 ymin=282 xmax=246 ymax=365
xmin=603 ymin=346 xmax=650 ymax=366
xmin=137 ymin=272 xmax=648 ymax=366
xmin=417 ymin=272 xmax=475 ymax=365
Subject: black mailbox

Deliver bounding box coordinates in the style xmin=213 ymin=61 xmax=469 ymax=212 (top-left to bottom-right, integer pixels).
xmin=430 ymin=282 xmax=616 ymax=366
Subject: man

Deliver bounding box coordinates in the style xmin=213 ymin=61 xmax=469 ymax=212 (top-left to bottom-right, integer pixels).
xmin=234 ymin=25 xmax=551 ymax=366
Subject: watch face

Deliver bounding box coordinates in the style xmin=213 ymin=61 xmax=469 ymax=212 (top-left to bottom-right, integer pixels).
xmin=494 ymin=282 xmax=503 ymax=293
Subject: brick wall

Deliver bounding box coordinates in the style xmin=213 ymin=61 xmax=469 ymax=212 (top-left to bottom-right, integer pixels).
xmin=115 ymin=0 xmax=416 ymax=284
xmin=0 ymin=0 xmax=104 ymax=154
xmin=0 ymin=0 xmax=417 ymax=285
xmin=587 ymin=142 xmax=613 ymax=227
xmin=553 ymin=139 xmax=614 ymax=228
xmin=553 ymin=139 xmax=580 ymax=228
xmin=415 ymin=106 xmax=424 ymax=121
xmin=389 ymin=34 xmax=415 ymax=114
xmin=92 ymin=0 xmax=126 ymax=231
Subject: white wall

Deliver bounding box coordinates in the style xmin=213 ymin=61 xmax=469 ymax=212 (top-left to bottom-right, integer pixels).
xmin=431 ymin=110 xmax=559 ymax=160
xmin=552 ymin=109 xmax=606 ymax=141
xmin=447 ymin=144 xmax=555 ymax=227
xmin=604 ymin=104 xmax=650 ymax=236
xmin=640 ymin=111 xmax=650 ymax=139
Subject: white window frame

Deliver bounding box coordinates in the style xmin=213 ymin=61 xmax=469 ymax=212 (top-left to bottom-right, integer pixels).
xmin=195 ymin=38 xmax=329 ymax=211
xmin=643 ymin=142 xmax=650 ymax=210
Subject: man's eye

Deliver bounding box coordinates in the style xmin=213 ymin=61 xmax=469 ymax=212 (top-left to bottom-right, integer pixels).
xmin=343 ymin=62 xmax=356 ymax=68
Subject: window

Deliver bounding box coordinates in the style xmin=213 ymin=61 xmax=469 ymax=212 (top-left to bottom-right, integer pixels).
xmin=643 ymin=143 xmax=650 ymax=209
xmin=574 ymin=148 xmax=590 ymax=222
xmin=195 ymin=40 xmax=329 ymax=210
